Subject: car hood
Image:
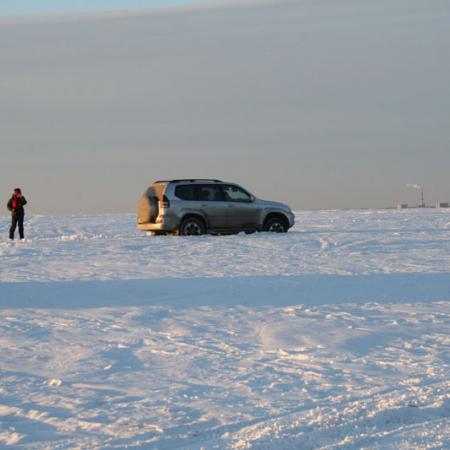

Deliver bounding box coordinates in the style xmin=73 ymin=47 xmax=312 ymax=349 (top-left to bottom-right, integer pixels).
xmin=254 ymin=198 xmax=292 ymax=212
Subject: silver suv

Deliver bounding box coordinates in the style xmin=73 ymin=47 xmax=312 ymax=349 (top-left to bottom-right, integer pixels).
xmin=137 ymin=179 xmax=295 ymax=236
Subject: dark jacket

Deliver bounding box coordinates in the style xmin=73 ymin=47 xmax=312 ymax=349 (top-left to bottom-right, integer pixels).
xmin=7 ymin=196 xmax=27 ymax=214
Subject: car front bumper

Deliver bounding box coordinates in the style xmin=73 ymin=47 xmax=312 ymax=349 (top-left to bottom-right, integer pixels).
xmin=287 ymin=211 xmax=295 ymax=228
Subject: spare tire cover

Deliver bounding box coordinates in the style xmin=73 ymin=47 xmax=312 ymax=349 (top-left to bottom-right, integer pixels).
xmin=137 ymin=189 xmax=158 ymax=224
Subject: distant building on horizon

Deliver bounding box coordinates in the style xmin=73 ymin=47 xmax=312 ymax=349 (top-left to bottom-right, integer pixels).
xmin=436 ymin=202 xmax=449 ymax=208
xmin=397 ymin=203 xmax=408 ymax=209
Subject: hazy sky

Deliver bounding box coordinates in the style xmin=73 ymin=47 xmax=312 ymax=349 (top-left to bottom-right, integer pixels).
xmin=0 ymin=0 xmax=223 ymax=17
xmin=1 ymin=0 xmax=449 ymax=214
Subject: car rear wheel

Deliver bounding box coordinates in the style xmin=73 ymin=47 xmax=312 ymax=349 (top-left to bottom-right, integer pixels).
xmin=263 ymin=217 xmax=288 ymax=233
xmin=179 ymin=217 xmax=206 ymax=236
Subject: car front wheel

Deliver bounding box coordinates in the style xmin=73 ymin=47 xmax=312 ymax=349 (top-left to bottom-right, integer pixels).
xmin=179 ymin=217 xmax=206 ymax=236
xmin=263 ymin=217 xmax=288 ymax=233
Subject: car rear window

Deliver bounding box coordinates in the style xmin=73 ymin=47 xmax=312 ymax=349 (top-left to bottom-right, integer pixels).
xmin=175 ymin=185 xmax=196 ymax=200
xmin=175 ymin=184 xmax=226 ymax=201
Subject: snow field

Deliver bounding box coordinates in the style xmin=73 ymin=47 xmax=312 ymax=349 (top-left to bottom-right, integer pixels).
xmin=0 ymin=209 xmax=449 ymax=448
xmin=1 ymin=209 xmax=450 ymax=282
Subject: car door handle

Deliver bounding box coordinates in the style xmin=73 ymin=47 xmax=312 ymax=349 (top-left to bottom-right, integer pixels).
xmin=228 ymin=205 xmax=234 ymax=208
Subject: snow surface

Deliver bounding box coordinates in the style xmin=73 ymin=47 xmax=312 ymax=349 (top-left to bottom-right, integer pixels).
xmin=0 ymin=209 xmax=449 ymax=449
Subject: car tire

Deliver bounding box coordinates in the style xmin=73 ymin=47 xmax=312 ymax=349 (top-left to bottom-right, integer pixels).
xmin=179 ymin=217 xmax=206 ymax=236
xmin=263 ymin=217 xmax=288 ymax=233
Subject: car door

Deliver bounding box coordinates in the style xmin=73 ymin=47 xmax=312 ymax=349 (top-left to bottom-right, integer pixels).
xmin=194 ymin=184 xmax=229 ymax=229
xmin=221 ymin=184 xmax=260 ymax=229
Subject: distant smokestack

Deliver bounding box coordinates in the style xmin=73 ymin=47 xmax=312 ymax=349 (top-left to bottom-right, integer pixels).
xmin=407 ymin=184 xmax=425 ymax=208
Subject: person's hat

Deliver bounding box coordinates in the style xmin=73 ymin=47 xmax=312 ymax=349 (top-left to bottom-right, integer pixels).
xmin=14 ymin=188 xmax=22 ymax=194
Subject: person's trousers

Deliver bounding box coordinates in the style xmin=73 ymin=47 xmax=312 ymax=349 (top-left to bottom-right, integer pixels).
xmin=10 ymin=212 xmax=24 ymax=240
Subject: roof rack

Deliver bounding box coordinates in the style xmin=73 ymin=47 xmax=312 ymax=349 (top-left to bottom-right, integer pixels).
xmin=154 ymin=179 xmax=222 ymax=184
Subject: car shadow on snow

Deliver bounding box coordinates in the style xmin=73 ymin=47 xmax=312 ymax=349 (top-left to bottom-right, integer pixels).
xmin=0 ymin=272 xmax=449 ymax=310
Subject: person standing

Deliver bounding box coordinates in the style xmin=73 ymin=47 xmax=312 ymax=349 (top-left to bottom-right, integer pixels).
xmin=7 ymin=188 xmax=28 ymax=240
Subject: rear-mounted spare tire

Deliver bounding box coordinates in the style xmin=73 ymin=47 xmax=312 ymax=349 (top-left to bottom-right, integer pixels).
xmin=137 ymin=190 xmax=159 ymax=224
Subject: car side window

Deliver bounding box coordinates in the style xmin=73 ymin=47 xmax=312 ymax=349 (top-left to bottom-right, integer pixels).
xmin=195 ymin=185 xmax=225 ymax=202
xmin=222 ymin=185 xmax=252 ymax=203
xmin=174 ymin=185 xmax=195 ymax=200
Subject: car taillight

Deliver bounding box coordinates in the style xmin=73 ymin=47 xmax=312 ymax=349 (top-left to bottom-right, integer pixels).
xmin=161 ymin=195 xmax=170 ymax=208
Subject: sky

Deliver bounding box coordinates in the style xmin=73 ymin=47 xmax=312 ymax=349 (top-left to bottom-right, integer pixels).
xmin=0 ymin=0 xmax=223 ymax=17
xmin=1 ymin=0 xmax=450 ymax=214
